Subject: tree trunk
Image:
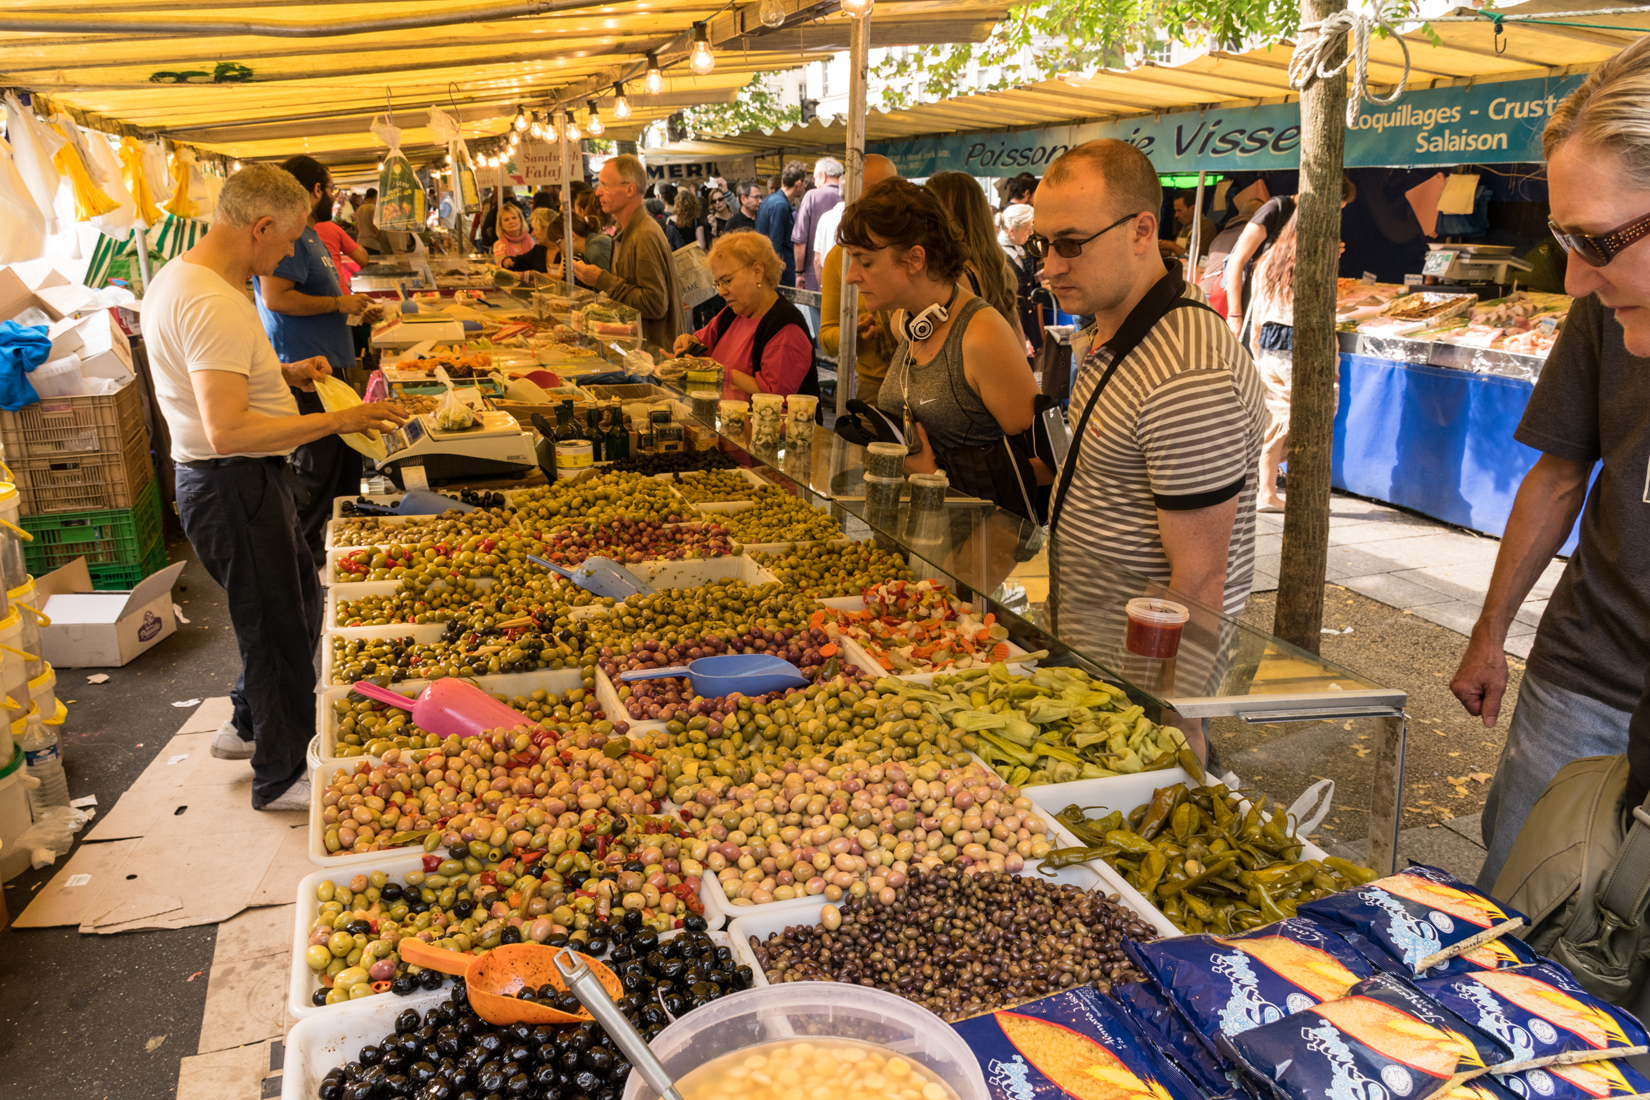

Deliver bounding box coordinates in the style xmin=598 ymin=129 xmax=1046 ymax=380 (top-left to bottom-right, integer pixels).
xmin=1272 ymin=0 xmax=1348 ymax=654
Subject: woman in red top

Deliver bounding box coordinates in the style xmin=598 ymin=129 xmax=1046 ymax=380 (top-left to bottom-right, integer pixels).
xmin=673 ymin=230 xmax=819 ymax=406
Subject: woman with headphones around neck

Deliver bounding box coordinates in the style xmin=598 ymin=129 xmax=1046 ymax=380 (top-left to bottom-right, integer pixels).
xmin=841 ymin=178 xmax=1045 ymax=521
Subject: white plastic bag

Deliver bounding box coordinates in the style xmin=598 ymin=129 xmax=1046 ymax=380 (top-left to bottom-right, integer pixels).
xmin=82 ymin=130 xmax=137 ymax=235
xmin=428 ymin=108 xmax=480 ymax=214
xmin=15 ymin=802 xmax=94 ymax=869
xmin=0 ymin=136 xmax=46 ymax=263
xmin=3 ymin=92 xmax=64 ymax=234
xmin=371 ymin=116 xmax=425 ymax=232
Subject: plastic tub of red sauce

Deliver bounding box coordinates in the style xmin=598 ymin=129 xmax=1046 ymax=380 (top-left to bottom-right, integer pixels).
xmin=1124 ymin=598 xmax=1190 ymax=659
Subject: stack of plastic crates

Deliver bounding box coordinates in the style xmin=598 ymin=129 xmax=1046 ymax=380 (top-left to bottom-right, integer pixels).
xmin=20 ymin=480 xmax=166 ymax=589
xmin=1 ymin=380 xmax=153 ymax=516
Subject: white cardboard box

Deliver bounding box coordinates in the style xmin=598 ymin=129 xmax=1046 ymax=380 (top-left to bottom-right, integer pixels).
xmin=35 ymin=558 xmax=187 ymax=668
xmin=46 ymin=311 xmax=134 ymax=382
xmin=0 ymin=264 xmax=91 ymax=323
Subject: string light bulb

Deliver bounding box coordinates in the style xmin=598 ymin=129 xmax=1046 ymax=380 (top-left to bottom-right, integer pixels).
xmin=586 ymin=101 xmax=604 ymax=137
xmin=840 ymin=0 xmax=873 ymax=15
xmin=612 ymin=82 xmax=631 ymax=121
xmin=689 ymin=23 xmax=715 ymax=75
xmin=231 ymin=160 xmax=242 ymax=171
xmin=759 ymin=0 xmax=787 ymax=28
xmin=564 ymin=110 xmax=580 ymax=142
xmin=377 ymin=161 xmax=384 ymax=171
xmin=514 ymin=106 xmax=528 ymax=131
xmin=644 ymin=51 xmax=664 ymax=94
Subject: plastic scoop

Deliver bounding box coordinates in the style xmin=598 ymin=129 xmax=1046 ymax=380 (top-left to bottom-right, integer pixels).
xmin=350 ymin=678 xmax=530 ymax=741
xmin=397 ymin=939 xmax=624 ymax=1027
xmin=620 ymin=653 xmax=810 ymax=697
xmin=528 ymin=553 xmax=654 ymax=601
xmin=556 ymin=947 xmax=685 ymax=1100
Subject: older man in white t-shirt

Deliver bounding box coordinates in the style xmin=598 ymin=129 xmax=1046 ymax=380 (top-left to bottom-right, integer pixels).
xmin=143 ymin=164 xmax=405 ymax=811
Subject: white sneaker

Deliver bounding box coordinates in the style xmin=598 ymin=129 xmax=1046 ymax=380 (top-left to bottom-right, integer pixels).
xmin=259 ymin=776 xmax=311 ymax=812
xmin=209 ymin=718 xmax=255 ymax=760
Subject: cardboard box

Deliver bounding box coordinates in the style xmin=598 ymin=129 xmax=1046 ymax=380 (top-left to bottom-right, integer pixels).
xmin=34 ymin=558 xmax=187 ymax=668
xmin=46 ymin=310 xmax=135 ymax=383
xmin=0 ymin=264 xmax=91 ymax=324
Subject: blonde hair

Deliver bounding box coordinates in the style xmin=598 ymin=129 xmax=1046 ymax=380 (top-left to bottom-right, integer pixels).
xmin=530 ymin=207 xmax=554 ymax=238
xmin=1544 ymin=36 xmax=1650 ymax=175
xmin=216 ymin=163 xmax=310 ymax=228
xmin=707 ymin=229 xmax=785 ymax=289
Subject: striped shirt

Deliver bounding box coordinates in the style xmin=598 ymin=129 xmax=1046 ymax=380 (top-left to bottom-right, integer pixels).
xmin=1051 ymin=284 xmax=1267 ymax=615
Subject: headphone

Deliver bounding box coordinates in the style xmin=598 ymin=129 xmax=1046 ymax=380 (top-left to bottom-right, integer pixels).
xmin=903 ymin=283 xmax=960 ymax=342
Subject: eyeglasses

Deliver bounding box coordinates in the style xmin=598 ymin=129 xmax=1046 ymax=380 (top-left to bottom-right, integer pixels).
xmin=1026 ymin=211 xmax=1142 ymax=259
xmin=1549 ymin=210 xmax=1650 ymax=267
xmin=712 ymin=264 xmax=755 ymax=292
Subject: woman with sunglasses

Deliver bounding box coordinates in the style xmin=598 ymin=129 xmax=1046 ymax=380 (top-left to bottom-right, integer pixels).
xmin=671 ymin=229 xmax=819 ymax=406
xmin=841 ymin=178 xmax=1045 ymax=521
xmin=1451 ymin=35 xmax=1650 ymax=892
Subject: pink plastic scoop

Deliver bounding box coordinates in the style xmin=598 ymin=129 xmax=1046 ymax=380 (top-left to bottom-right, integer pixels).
xmin=350 ymin=678 xmax=531 ymax=740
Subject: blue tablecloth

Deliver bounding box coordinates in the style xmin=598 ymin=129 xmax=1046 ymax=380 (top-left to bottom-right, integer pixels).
xmin=1332 ymin=353 xmax=1584 ymax=556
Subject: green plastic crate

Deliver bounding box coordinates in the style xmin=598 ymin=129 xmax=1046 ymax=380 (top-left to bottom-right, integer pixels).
xmin=22 ymin=479 xmax=163 ymax=573
xmin=87 ymin=537 xmax=170 ymax=592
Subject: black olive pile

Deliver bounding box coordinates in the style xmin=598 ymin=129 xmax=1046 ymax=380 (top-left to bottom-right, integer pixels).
xmin=606 ymin=450 xmax=737 ymax=475
xmin=338 ymin=490 xmax=505 ymax=518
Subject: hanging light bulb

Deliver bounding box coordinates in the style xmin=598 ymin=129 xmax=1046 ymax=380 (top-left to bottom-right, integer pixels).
xmin=839 ymin=0 xmax=873 ymax=15
xmin=445 ymin=152 xmax=453 ymax=165
xmin=586 ymin=101 xmax=604 ymax=137
xmin=689 ymin=23 xmax=715 ymax=75
xmin=564 ymin=110 xmax=581 ymax=142
xmin=759 ymin=0 xmax=787 ymax=28
xmin=612 ymin=82 xmax=631 ymax=121
xmin=514 ymin=106 xmax=528 ymax=132
xmin=644 ymin=52 xmax=664 ymax=95
xmin=231 ymin=160 xmax=242 ymax=171
xmin=377 ymin=161 xmax=384 ymax=171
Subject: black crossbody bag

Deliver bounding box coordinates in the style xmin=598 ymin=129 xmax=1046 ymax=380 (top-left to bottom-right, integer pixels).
xmin=1048 ymin=273 xmax=1220 ymax=534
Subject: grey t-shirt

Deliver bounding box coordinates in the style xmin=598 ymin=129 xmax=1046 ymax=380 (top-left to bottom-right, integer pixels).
xmin=1517 ymin=292 xmax=1650 ymax=713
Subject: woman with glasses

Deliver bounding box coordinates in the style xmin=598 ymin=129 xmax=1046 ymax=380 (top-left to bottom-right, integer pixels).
xmin=1450 ymin=34 xmax=1650 ymax=892
xmin=671 ymin=229 xmax=819 ymax=407
xmin=840 ymin=178 xmax=1045 ymax=521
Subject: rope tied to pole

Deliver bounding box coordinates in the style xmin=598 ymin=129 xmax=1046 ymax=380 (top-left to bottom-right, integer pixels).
xmin=1289 ymin=2 xmax=1411 ymax=127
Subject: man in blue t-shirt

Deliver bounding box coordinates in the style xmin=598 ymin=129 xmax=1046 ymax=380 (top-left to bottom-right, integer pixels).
xmin=255 ymin=155 xmax=381 ymax=567
xmin=755 ymin=160 xmax=809 ymax=288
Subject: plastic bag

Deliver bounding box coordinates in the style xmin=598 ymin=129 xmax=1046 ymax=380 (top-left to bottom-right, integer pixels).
xmin=49 ymin=123 xmax=120 ymax=221
xmin=371 ymin=117 xmax=425 ymax=232
xmin=163 ymin=145 xmax=205 ymax=219
xmin=433 ymin=369 xmax=475 ymax=430
xmin=3 ymin=92 xmax=63 ymax=234
xmin=82 ymin=129 xmax=138 ymax=235
xmin=0 ymin=137 xmax=46 ymax=263
xmin=428 ymin=108 xmax=479 ymax=214
xmin=1496 ymin=1058 xmax=1650 ymax=1100
xmin=313 ymin=374 xmax=388 ymax=463
xmin=15 ymin=802 xmax=94 ymax=869
xmin=119 ymin=137 xmax=163 ymax=226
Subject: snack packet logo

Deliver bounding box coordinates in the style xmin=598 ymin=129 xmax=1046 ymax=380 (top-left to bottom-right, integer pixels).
xmin=1363 ymin=887 xmax=1444 ymax=967
xmin=1212 ymin=951 xmax=1286 ymax=1034
xmin=1302 ymin=1018 xmax=1392 ymax=1100
xmin=1457 ymin=982 xmax=1535 ymax=1060
xmin=987 ymin=1056 xmax=1037 ymax=1100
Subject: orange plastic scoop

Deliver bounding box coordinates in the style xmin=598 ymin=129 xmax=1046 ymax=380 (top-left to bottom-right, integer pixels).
xmin=398 ymin=939 xmax=625 ymax=1026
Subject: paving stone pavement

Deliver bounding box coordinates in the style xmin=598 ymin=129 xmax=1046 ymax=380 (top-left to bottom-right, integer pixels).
xmin=1324 ymin=812 xmax=1489 ymax=884
xmin=1250 ymin=494 xmax=1565 ymax=659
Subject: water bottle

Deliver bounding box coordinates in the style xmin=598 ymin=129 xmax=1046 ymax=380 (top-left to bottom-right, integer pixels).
xmin=20 ymin=711 xmax=69 ymax=815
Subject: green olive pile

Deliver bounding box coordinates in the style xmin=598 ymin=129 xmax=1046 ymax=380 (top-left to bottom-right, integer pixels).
xmin=664 ymin=469 xmax=766 ymax=503
xmin=329 ymin=507 xmax=519 ymax=549
xmin=717 ymin=490 xmax=844 ymax=544
xmin=327 ymin=633 xmax=590 ymax=686
xmin=753 ymin=541 xmax=913 ymax=598
xmin=331 ymin=531 xmax=548 ymax=583
xmin=580 ymin=578 xmax=825 ymax=654
xmin=510 ymin=471 xmax=692 ymax=527
xmin=329 ymin=691 xmax=440 ymax=757
xmin=332 ymin=566 xmax=605 ymax=629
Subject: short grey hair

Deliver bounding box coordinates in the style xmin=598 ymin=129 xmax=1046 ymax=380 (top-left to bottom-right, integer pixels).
xmin=1545 ymin=34 xmax=1650 ymax=178
xmin=216 ymin=163 xmax=310 ymax=229
xmin=607 ymin=154 xmax=647 ymax=193
xmin=815 ymin=156 xmax=844 ymax=179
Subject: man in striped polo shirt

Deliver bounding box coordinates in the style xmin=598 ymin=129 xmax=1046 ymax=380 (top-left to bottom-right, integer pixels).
xmin=1035 ymin=141 xmax=1267 ymax=719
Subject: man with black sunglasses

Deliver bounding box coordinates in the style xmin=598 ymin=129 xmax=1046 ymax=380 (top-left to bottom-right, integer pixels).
xmin=1452 ymin=41 xmax=1650 ymax=891
xmin=1034 ymin=139 xmax=1267 ymax=619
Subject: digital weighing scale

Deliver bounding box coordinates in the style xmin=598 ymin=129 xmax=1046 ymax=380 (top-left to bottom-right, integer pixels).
xmin=1421 ymin=244 xmax=1533 ymax=297
xmin=376 ymin=410 xmax=537 ymax=489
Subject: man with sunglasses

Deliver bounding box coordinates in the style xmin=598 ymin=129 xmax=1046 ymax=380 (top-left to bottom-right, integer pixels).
xmin=1035 ymin=140 xmax=1267 ymax=623
xmin=1453 ymin=54 xmax=1650 ymax=890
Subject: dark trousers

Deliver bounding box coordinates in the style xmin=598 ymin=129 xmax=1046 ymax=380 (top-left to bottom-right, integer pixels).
xmin=292 ymin=389 xmax=363 ymax=569
xmin=175 ymin=460 xmax=323 ymax=806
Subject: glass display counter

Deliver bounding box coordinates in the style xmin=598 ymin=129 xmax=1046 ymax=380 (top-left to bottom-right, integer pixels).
xmin=588 ymin=355 xmax=1411 ymax=874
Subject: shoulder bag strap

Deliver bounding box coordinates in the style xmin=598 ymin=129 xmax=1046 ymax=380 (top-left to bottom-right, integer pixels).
xmin=1047 ymin=274 xmax=1219 ymax=534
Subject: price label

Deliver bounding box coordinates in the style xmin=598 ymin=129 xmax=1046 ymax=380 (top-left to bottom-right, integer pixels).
xmin=1404 ymin=274 xmax=1425 ymax=287
xmin=1361 ymin=272 xmax=1378 ymax=285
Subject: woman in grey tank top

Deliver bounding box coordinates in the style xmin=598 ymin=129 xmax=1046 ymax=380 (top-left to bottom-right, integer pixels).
xmin=837 ymin=179 xmax=1045 ymax=519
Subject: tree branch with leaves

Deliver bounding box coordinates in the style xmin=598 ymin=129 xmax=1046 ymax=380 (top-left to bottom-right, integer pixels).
xmin=679 ymin=73 xmax=803 ymax=138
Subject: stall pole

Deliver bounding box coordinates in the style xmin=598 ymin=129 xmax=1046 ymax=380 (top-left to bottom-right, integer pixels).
xmin=835 ymin=11 xmax=870 ymax=419
xmin=560 ymin=125 xmax=574 ymax=292
xmin=1186 ymin=170 xmax=1205 ymax=282
xmin=1274 ymin=0 xmax=1348 ymax=653
xmin=133 ymin=226 xmax=153 ymax=294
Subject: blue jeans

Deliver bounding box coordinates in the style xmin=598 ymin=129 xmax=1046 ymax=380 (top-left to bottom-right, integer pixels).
xmin=1477 ymin=668 xmax=1631 ymax=891
xmin=175 ymin=460 xmax=323 ymax=806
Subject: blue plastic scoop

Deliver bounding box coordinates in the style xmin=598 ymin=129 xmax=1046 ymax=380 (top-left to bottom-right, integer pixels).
xmin=620 ymin=653 xmax=810 ymax=698
xmin=528 ymin=553 xmax=654 ymax=601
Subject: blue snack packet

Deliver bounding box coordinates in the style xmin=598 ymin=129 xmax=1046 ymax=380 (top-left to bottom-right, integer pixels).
xmin=1219 ymin=972 xmax=1515 ymax=1100
xmin=1350 ymin=932 xmax=1544 ymax=981
xmin=951 ymin=985 xmax=1204 ymax=1100
xmin=1124 ymin=916 xmax=1377 ymax=1045
xmin=1300 ymin=864 xmax=1528 ymax=973
xmin=1495 ymin=1059 xmax=1650 ymax=1100
xmin=1110 ymin=980 xmax=1261 ymax=1100
xmin=1416 ymin=962 xmax=1650 ymax=1071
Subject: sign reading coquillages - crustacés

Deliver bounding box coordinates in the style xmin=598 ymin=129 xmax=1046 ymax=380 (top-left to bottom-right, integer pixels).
xmin=871 ymin=72 xmax=1586 ymax=177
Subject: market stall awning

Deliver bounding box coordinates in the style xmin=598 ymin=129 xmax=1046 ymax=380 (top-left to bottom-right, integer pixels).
xmin=0 ymin=0 xmax=1009 ymax=171
xmin=658 ymin=0 xmax=1650 ymax=159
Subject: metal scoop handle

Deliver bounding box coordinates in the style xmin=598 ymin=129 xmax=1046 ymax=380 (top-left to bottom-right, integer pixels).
xmin=554 ymin=947 xmax=683 ymax=1100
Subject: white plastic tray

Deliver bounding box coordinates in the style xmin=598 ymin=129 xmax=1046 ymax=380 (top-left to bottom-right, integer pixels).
xmin=289 ymin=853 xmax=729 ymax=1019
xmin=833 ymin=630 xmax=1034 ymax=687
xmin=284 ymin=986 xmax=450 ymax=1099
xmin=330 ymin=493 xmax=408 ymax=520
xmin=724 ymin=854 xmax=1164 ymax=980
